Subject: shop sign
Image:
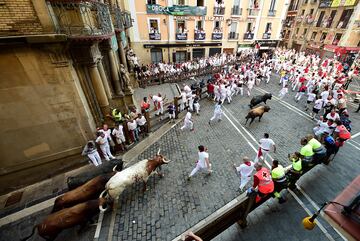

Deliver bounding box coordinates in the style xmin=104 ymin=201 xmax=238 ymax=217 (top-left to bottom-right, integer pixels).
xmin=256 ymin=40 xmax=279 ymax=48
xmin=173 ymin=16 xmax=224 ymax=21
xmin=147 ymin=4 xmax=207 ymax=16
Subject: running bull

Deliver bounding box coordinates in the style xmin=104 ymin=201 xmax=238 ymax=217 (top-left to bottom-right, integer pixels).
xmin=249 ymin=93 xmax=272 ymax=108
xmin=99 ymin=149 xmax=170 ymax=209
xmin=245 ymin=105 xmax=271 ymax=125
xmin=52 ymin=171 xmax=116 ymax=213
xmin=21 ymin=198 xmax=111 ymax=241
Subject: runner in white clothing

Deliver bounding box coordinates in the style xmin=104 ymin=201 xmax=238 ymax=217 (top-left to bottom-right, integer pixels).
xmin=187 ymin=145 xmax=212 ymax=180
xmin=233 ymin=156 xmax=255 ymax=191
xmin=254 ymin=133 xmax=276 ymax=162
xmin=209 ymin=101 xmax=223 ymax=124
xmin=180 ymin=110 xmax=194 ymax=131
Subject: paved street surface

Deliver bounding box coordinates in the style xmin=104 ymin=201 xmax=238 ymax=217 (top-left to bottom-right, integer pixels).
xmin=1 ymin=73 xmax=359 ymax=241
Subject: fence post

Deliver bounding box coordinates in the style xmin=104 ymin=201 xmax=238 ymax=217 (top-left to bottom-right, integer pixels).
xmin=174 ymin=96 xmax=179 ymax=119
xmin=145 ymin=111 xmax=151 ymax=133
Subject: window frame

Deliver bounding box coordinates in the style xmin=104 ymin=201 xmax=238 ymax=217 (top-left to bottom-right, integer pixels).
xmin=148 ymin=18 xmax=161 ymax=34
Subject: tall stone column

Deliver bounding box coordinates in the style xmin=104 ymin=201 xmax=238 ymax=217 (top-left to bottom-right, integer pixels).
xmin=118 ymin=43 xmax=128 ymax=70
xmin=109 ymin=49 xmax=124 ymax=96
xmin=88 ymin=62 xmax=110 ymax=114
xmin=97 ymin=60 xmax=113 ymax=99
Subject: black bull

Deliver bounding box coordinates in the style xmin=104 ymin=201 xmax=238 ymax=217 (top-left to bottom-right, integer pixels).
xmin=249 ymin=93 xmax=272 ymax=108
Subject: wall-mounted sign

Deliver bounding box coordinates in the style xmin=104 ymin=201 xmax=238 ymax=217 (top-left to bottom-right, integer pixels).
xmin=212 ymin=32 xmax=223 ymax=40
xmin=320 ymin=0 xmax=358 ymax=7
xmin=173 ymin=16 xmax=224 ymax=21
xmin=147 ymin=4 xmax=207 ymax=16
xmin=143 ymin=42 xmax=222 ymax=48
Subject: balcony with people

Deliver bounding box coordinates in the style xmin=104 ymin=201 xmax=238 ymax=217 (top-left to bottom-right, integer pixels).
xmin=194 ymin=29 xmax=206 ymax=40
xmin=212 ymin=27 xmax=223 ymax=40
xmin=149 ymin=29 xmax=161 ymax=40
xmin=214 ymin=0 xmax=225 ymax=15
xmin=305 ymin=14 xmax=315 ymax=25
xmin=247 ymin=0 xmax=260 ymax=17
xmin=47 ymin=1 xmax=113 ymax=39
xmin=176 ymin=22 xmax=188 ymax=41
xmin=243 ymin=31 xmax=254 ymax=40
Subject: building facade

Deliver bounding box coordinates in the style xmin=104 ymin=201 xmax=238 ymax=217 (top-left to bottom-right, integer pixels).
xmin=282 ymin=0 xmax=360 ymax=61
xmin=124 ymin=0 xmax=289 ymax=64
xmin=0 ymin=0 xmax=133 ymax=193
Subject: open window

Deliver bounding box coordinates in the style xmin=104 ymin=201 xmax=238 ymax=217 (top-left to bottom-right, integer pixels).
xmin=147 ymin=0 xmax=157 ymax=4
xmin=197 ymin=0 xmax=204 ymax=6
xmin=177 ymin=20 xmax=186 ymax=33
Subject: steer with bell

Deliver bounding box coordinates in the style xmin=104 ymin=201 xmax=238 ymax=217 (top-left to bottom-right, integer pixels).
xmin=99 ymin=149 xmax=170 ymax=209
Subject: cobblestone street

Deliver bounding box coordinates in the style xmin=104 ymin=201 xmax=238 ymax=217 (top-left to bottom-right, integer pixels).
xmin=1 ymin=74 xmax=359 ymax=241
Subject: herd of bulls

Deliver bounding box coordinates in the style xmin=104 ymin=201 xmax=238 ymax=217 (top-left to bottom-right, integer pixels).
xmin=21 ymin=150 xmax=170 ymax=241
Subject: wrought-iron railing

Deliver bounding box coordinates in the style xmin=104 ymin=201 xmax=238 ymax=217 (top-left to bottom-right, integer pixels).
xmin=228 ymin=32 xmax=239 ymax=39
xmin=48 ymin=1 xmax=113 ymax=38
xmin=213 ymin=7 xmax=225 ymax=15
xmin=231 ymin=6 xmax=242 ymax=15
xmin=243 ymin=32 xmax=254 ymax=40
xmin=112 ymin=6 xmax=124 ymax=31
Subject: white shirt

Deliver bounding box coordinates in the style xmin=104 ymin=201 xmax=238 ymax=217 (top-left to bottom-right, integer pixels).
xmin=185 ymin=111 xmax=192 ymax=122
xmin=259 ymin=138 xmax=275 ymax=151
xmin=320 ymin=91 xmax=329 ymax=101
xmin=184 ymin=85 xmax=192 ymax=94
xmin=314 ymin=99 xmax=323 ymax=109
xmin=236 ymin=161 xmax=255 ymax=177
xmin=101 ymin=129 xmax=111 ymax=140
xmin=326 ymin=113 xmax=340 ymax=121
xmin=214 ymin=103 xmax=222 ymax=114
xmin=127 ymin=120 xmax=137 ymax=130
xmin=136 ymin=116 xmax=147 ymax=126
xmin=112 ymin=126 xmax=124 ymax=138
xmin=280 ymin=87 xmax=288 ymax=95
xmin=198 ymin=151 xmax=209 ymax=168
xmin=307 ymin=93 xmax=316 ymax=102
xmin=96 ymin=136 xmax=108 ymax=146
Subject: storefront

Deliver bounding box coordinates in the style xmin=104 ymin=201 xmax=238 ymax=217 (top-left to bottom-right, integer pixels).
xmin=144 ymin=42 xmax=222 ymax=62
xmin=223 ymin=48 xmax=234 ymax=54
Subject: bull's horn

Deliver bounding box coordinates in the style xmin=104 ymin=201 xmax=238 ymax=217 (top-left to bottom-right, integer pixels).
xmin=112 ymin=165 xmax=118 ymax=172
xmin=99 ymin=202 xmax=108 ymax=212
xmin=99 ymin=190 xmax=109 ymax=212
xmin=157 ymin=148 xmax=161 ymax=155
xmin=99 ymin=189 xmax=107 ymax=199
xmin=163 ymin=158 xmax=170 ymax=163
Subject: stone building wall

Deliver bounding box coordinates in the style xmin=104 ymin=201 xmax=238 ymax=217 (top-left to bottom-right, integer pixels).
xmin=0 ymin=0 xmax=44 ymax=36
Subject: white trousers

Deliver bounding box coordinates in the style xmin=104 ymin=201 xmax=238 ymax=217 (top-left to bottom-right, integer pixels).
xmin=239 ymin=175 xmax=251 ymax=190
xmin=88 ymin=152 xmax=102 ymax=166
xmin=180 ymin=120 xmax=193 ymax=130
xmin=100 ymin=144 xmax=115 ymax=161
xmin=189 ymin=163 xmax=209 ymax=177
xmin=210 ymin=112 xmax=222 ymax=121
xmin=194 ymin=103 xmax=200 ymax=114
xmin=295 ymin=92 xmax=304 ymax=101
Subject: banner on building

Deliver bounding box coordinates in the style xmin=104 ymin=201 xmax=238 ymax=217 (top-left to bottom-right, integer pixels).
xmin=146 ymin=4 xmax=207 ymax=16
xmin=330 ymin=0 xmax=357 ymax=7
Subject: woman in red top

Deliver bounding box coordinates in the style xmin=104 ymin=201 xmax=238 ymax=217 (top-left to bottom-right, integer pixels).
xmin=140 ymin=97 xmax=150 ymax=114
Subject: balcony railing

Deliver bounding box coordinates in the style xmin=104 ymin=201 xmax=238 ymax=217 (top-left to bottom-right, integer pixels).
xmin=231 ymin=6 xmax=242 ymax=15
xmin=248 ymin=8 xmax=260 ymax=17
xmin=194 ymin=31 xmax=206 ymax=40
xmin=176 ymin=32 xmax=188 ymax=40
xmin=212 ymin=32 xmax=223 ymax=40
xmin=243 ymin=32 xmax=254 ymax=40
xmin=122 ymin=11 xmax=132 ymax=29
xmin=112 ymin=6 xmax=124 ymax=32
xmin=49 ymin=1 xmax=113 ymax=39
xmin=149 ymin=33 xmax=161 ymax=40
xmin=262 ymin=32 xmax=271 ymax=39
xmin=228 ymin=32 xmax=239 ymax=39
xmin=268 ymin=9 xmax=276 ymax=16
xmin=213 ymin=7 xmax=225 ymax=15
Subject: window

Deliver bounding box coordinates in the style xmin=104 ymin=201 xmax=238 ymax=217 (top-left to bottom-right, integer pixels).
xmin=177 ymin=20 xmax=186 ymax=33
xmin=337 ymin=9 xmax=353 ymax=29
xmin=326 ymin=10 xmax=336 ymax=28
xmin=269 ymin=0 xmax=276 ymax=11
xmin=149 ymin=19 xmax=160 ymax=33
xmin=151 ymin=48 xmax=163 ymax=63
xmin=247 ymin=22 xmax=253 ymax=32
xmin=309 ymin=9 xmax=314 ymax=15
xmin=310 ymin=31 xmax=317 ymax=40
xmin=233 ymin=0 xmax=240 ymax=5
xmin=196 ymin=20 xmax=204 ymax=30
xmin=230 ymin=22 xmax=237 ymax=33
xmin=174 ymin=51 xmax=187 ymax=63
xmin=177 ymin=0 xmax=186 ymax=5
xmin=147 ymin=0 xmax=156 ymax=4
xmin=316 ymin=11 xmax=325 ymax=27
xmin=197 ymin=0 xmax=204 ymax=6
xmin=214 ymin=20 xmax=222 ymax=32
xmin=193 ymin=48 xmax=205 ymax=59
xmin=320 ymin=32 xmax=327 ymax=41
xmin=301 ymin=9 xmax=305 ymax=15
xmin=265 ymin=22 xmax=272 ymax=33
xmin=303 ymin=28 xmax=307 ymax=35
xmin=333 ymin=33 xmax=342 ymax=45
xmin=296 ymin=28 xmax=299 ymax=34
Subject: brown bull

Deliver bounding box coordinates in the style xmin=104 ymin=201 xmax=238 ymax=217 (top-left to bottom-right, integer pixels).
xmin=21 ymin=198 xmax=110 ymax=241
xmin=52 ymin=171 xmax=115 ymax=213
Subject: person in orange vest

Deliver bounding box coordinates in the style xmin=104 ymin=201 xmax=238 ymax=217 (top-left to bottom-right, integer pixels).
xmin=251 ymin=163 xmax=274 ymax=203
